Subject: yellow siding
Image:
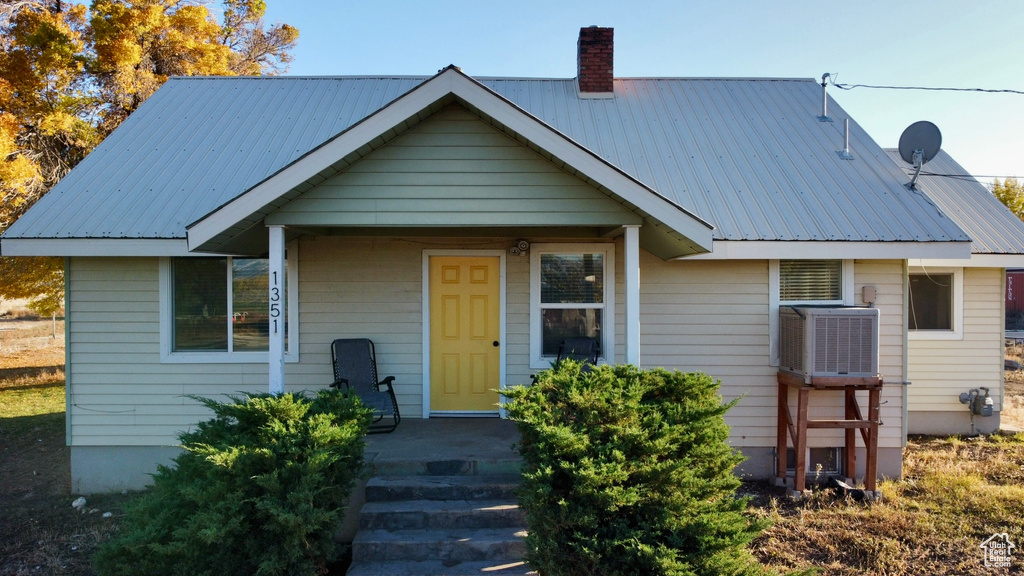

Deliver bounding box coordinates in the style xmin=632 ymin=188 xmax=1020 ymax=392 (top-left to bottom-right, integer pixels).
xmin=638 ymin=257 xmax=775 ymax=448
xmin=66 ymin=258 xmax=272 ymax=447
xmin=268 ymin=105 xmax=640 ymax=228
xmin=854 ymin=259 xmax=907 ymax=444
xmin=908 ymin=267 xmax=1003 ymax=411
xmin=288 ymin=237 xmax=426 ymax=416
xmin=639 ymin=257 xmax=905 ymax=449
xmin=68 ymin=250 xmax=909 ymax=453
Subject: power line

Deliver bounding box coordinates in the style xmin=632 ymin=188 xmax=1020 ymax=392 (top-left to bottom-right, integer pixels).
xmin=916 ymin=171 xmax=1024 ymax=183
xmin=826 ymin=76 xmax=1024 ymax=96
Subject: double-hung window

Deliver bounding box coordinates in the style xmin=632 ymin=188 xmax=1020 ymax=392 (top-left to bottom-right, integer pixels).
xmin=160 ymin=252 xmax=298 ymax=362
xmin=908 ymin=267 xmax=962 ymax=339
xmin=530 ymin=244 xmax=614 ymax=368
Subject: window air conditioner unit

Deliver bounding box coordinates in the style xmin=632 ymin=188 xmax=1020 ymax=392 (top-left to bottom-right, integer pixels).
xmin=779 ymin=306 xmax=879 ymax=379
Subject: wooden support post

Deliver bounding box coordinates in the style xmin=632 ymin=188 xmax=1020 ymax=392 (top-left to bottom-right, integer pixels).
xmin=776 ymin=371 xmax=883 ymax=495
xmin=866 ymin=387 xmax=881 ymax=492
xmin=844 ymin=388 xmax=856 ymax=481
xmin=794 ymin=387 xmax=809 ymax=493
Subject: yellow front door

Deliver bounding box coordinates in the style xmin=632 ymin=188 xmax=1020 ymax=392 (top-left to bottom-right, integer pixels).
xmin=429 ymin=256 xmax=501 ymax=412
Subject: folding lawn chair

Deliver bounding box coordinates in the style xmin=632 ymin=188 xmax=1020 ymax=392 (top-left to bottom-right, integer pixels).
xmin=329 ymin=338 xmax=400 ymax=433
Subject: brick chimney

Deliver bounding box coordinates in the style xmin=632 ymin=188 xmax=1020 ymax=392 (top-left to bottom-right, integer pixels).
xmin=577 ymin=26 xmax=614 ymax=96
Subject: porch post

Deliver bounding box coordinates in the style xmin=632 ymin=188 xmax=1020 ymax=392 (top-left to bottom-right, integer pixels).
xmin=623 ymin=225 xmax=641 ymax=365
xmin=268 ymin=225 xmax=286 ymax=395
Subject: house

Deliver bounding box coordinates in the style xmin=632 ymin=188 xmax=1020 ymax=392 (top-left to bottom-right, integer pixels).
xmin=2 ymin=27 xmax=993 ymax=493
xmin=883 ymin=150 xmax=1024 ymax=435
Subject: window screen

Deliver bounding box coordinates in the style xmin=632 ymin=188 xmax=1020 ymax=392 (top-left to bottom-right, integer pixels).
xmin=780 ymin=260 xmax=842 ymax=302
xmin=909 ymin=273 xmax=952 ymax=330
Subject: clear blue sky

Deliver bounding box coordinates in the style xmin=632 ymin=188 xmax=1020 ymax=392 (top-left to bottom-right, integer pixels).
xmin=264 ymin=0 xmax=1024 ymax=184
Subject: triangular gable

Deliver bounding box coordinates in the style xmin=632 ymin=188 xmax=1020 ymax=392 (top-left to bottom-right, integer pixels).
xmin=267 ymin=104 xmax=645 ymax=229
xmin=185 ymin=66 xmax=713 ymax=258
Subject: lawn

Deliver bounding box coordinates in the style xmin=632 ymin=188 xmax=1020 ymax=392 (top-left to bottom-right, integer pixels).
xmin=1 ymin=316 xmax=1022 ymax=575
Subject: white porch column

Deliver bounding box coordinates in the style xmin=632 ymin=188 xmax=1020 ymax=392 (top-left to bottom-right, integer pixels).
xmin=623 ymin=225 xmax=641 ymax=365
xmin=268 ymin=225 xmax=286 ymax=395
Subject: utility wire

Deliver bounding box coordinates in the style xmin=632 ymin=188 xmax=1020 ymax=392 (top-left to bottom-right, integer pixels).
xmin=829 ymin=78 xmax=1024 ymax=96
xmin=917 ymin=171 xmax=1024 ymax=181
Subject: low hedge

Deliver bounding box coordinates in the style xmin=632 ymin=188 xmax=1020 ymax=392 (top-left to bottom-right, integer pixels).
xmin=94 ymin=389 xmax=371 ymax=576
xmin=503 ymin=362 xmax=769 ymax=576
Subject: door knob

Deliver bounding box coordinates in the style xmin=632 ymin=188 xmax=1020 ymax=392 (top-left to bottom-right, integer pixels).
xmin=493 ymin=341 xmax=500 ymax=347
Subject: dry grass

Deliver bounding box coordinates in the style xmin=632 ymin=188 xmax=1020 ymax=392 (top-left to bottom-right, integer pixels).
xmin=752 ymin=434 xmax=1024 ymax=575
xmin=1003 ymin=368 xmax=1024 ymax=430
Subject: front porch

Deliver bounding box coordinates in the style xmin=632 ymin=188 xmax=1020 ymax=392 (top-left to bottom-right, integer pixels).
xmin=364 ymin=418 xmax=522 ymax=476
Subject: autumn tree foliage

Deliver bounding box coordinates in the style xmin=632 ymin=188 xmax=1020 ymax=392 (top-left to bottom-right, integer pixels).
xmin=993 ymin=177 xmax=1024 ymax=221
xmin=0 ymin=0 xmax=297 ymax=314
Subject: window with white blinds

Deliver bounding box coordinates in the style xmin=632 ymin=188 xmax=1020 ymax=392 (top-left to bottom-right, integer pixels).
xmin=779 ymin=260 xmax=842 ymax=302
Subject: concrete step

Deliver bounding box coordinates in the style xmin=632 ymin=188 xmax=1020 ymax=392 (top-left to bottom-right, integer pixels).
xmin=352 ymin=527 xmax=528 ymax=562
xmin=345 ymin=559 xmax=537 ymax=576
xmin=368 ymin=457 xmax=523 ymax=477
xmin=365 ymin=475 xmax=521 ymax=502
xmin=359 ymin=499 xmax=526 ymax=531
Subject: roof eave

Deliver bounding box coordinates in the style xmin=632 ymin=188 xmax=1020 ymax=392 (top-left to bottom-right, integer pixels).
xmin=683 ymin=240 xmax=974 ymax=260
xmin=0 ymin=238 xmax=192 ymax=257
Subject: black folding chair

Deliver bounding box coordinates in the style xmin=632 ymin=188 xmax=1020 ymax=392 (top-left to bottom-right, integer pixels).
xmin=329 ymin=338 xmax=400 ymax=433
xmin=556 ymin=337 xmax=600 ymax=367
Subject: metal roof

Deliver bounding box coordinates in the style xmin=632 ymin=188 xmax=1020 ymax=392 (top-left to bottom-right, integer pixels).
xmin=3 ymin=74 xmax=969 ymax=245
xmin=884 ymin=149 xmax=1024 ymax=255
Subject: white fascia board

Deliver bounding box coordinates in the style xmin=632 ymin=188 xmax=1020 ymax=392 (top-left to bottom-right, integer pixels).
xmin=187 ymin=68 xmax=714 ymax=253
xmin=0 ymin=238 xmax=191 ymax=257
xmin=912 ymin=254 xmax=1024 ymax=268
xmin=683 ymin=240 xmax=974 ymax=260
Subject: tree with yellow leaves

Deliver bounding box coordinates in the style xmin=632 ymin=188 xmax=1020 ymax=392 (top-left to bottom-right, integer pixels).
xmin=994 ymin=178 xmax=1024 ymax=221
xmin=0 ymin=0 xmax=297 ymax=314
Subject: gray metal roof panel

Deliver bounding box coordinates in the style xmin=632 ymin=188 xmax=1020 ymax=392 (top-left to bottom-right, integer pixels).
xmin=4 ymin=75 xmax=970 ymax=245
xmin=4 ymin=76 xmax=425 ymax=239
xmin=885 ymin=149 xmax=1024 ymax=255
xmin=483 ymin=77 xmax=966 ymax=243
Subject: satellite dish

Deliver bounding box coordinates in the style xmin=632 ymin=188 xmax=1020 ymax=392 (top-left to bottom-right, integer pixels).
xmin=898 ymin=121 xmax=942 ymax=164
xmin=898 ymin=121 xmax=942 ymax=189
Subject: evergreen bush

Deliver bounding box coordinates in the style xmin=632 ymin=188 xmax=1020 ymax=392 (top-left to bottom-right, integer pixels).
xmin=94 ymin=389 xmax=372 ymax=576
xmin=502 ymin=362 xmax=769 ymax=576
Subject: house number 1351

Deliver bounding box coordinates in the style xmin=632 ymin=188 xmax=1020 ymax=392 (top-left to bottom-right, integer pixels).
xmin=269 ymin=271 xmax=281 ymax=335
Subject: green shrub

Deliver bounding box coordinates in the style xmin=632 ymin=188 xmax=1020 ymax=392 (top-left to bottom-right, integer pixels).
xmin=94 ymin=389 xmax=372 ymax=576
xmin=503 ymin=362 xmax=768 ymax=576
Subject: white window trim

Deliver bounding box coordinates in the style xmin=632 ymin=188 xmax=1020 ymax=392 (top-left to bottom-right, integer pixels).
xmin=769 ymin=259 xmax=855 ymax=366
xmin=907 ymin=266 xmax=963 ymax=341
xmin=159 ymin=244 xmax=300 ymax=363
xmin=530 ymin=243 xmax=615 ymax=370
